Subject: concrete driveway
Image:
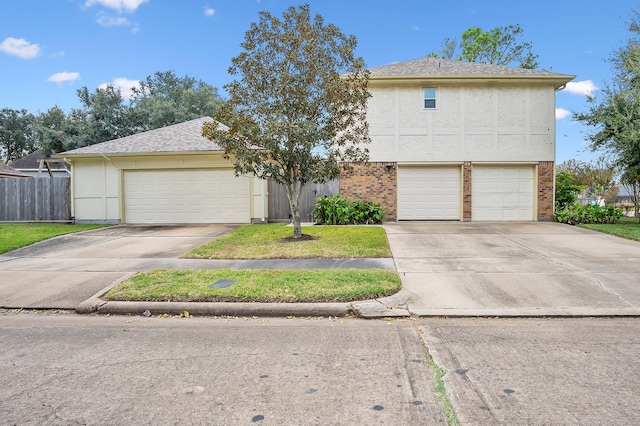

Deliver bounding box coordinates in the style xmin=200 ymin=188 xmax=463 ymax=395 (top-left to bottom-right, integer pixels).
xmin=375 ymin=221 xmax=640 ymax=316
xmin=0 ymin=224 xmax=237 ymax=309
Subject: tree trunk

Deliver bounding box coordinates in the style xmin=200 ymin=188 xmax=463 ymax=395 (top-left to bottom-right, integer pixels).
xmin=285 ymin=181 xmax=303 ymax=237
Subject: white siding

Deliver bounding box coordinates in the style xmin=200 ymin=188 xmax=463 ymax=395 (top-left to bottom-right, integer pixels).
xmin=367 ymin=85 xmax=556 ymax=163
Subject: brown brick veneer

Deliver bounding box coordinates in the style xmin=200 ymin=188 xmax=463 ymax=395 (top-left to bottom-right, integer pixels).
xmin=340 ymin=162 xmax=397 ymax=220
xmin=537 ymin=161 xmax=555 ymax=220
xmin=463 ymin=162 xmax=472 ymax=221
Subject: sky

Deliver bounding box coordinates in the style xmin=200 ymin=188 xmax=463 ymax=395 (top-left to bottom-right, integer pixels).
xmin=0 ymin=0 xmax=635 ymax=164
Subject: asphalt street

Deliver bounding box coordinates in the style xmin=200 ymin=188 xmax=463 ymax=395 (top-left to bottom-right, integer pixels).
xmin=1 ymin=312 xmax=639 ymax=425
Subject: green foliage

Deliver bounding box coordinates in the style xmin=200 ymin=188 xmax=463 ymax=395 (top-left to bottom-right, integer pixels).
xmin=574 ymin=10 xmax=640 ymax=190
xmin=555 ymin=171 xmax=583 ymax=208
xmin=0 ymin=108 xmax=36 ymax=163
xmin=554 ymin=202 xmax=623 ymax=224
xmin=312 ymin=194 xmax=384 ymax=225
xmin=203 ymin=4 xmax=371 ymax=237
xmin=427 ymin=24 xmax=539 ymax=69
xmin=131 ymin=71 xmax=224 ymax=131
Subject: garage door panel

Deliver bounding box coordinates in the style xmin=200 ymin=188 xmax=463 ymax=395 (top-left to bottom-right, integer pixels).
xmin=124 ymin=169 xmax=250 ymax=224
xmin=472 ymin=166 xmax=534 ymax=221
xmin=398 ymin=167 xmax=461 ymax=220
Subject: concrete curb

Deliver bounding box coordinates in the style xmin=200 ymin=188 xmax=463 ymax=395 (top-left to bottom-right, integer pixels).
xmin=76 ymin=273 xmax=352 ymax=317
xmin=92 ymin=301 xmax=351 ymax=317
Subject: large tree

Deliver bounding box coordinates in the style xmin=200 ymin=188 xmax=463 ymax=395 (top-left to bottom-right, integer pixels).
xmin=427 ymin=24 xmax=539 ymax=69
xmin=0 ymin=108 xmax=36 ymax=163
xmin=203 ymin=4 xmax=370 ymax=238
xmin=574 ymin=10 xmax=640 ymax=219
xmin=131 ymin=71 xmax=225 ymax=131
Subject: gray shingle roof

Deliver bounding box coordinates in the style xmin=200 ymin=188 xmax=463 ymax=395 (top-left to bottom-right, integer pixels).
xmin=59 ymin=117 xmax=226 ymax=157
xmin=0 ymin=162 xmax=30 ymax=177
xmin=368 ymin=57 xmax=574 ymax=85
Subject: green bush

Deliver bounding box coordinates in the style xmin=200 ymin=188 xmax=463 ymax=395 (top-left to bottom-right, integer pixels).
xmin=312 ymin=195 xmax=384 ymax=225
xmin=554 ymin=202 xmax=623 ymax=224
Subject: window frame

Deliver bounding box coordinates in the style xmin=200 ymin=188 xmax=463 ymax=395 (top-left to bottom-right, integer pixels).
xmin=422 ymin=87 xmax=438 ymax=110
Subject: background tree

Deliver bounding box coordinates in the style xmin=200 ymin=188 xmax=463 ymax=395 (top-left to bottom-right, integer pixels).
xmin=555 ymin=170 xmax=583 ymax=208
xmin=132 ymin=71 xmax=225 ymax=131
xmin=427 ymin=24 xmax=539 ymax=69
xmin=557 ymin=158 xmax=617 ymax=201
xmin=0 ymin=108 xmax=36 ymax=163
xmin=574 ymin=10 xmax=640 ymax=213
xmin=203 ymin=4 xmax=370 ymax=238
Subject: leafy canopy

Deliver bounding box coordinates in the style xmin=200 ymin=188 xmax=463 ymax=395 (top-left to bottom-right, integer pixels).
xmin=428 ymin=24 xmax=539 ymax=69
xmin=574 ymin=9 xmax=640 ymax=218
xmin=203 ymin=4 xmax=370 ymax=236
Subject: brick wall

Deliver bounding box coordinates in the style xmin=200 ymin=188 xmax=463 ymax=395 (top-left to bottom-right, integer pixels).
xmin=537 ymin=161 xmax=555 ymax=220
xmin=340 ymin=162 xmax=397 ymax=220
xmin=463 ymin=162 xmax=472 ymax=221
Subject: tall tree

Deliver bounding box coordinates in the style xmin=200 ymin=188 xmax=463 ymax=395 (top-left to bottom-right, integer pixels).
xmin=132 ymin=71 xmax=225 ymax=131
xmin=574 ymin=9 xmax=640 ymax=217
xmin=427 ymin=24 xmax=539 ymax=69
xmin=0 ymin=108 xmax=36 ymax=163
xmin=203 ymin=4 xmax=370 ymax=238
xmin=69 ymin=84 xmax=138 ymax=148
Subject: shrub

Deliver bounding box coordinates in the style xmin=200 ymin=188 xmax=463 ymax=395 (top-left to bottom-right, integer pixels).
xmin=554 ymin=202 xmax=623 ymax=224
xmin=312 ymin=195 xmax=384 ymax=225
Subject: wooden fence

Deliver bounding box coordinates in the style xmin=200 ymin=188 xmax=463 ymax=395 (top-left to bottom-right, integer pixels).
xmin=0 ymin=177 xmax=71 ymax=222
xmin=268 ymin=180 xmax=339 ymax=222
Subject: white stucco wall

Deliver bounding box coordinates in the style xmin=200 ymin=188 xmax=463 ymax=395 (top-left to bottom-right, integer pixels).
xmin=68 ymin=153 xmax=267 ymax=223
xmin=366 ymin=83 xmax=557 ymax=163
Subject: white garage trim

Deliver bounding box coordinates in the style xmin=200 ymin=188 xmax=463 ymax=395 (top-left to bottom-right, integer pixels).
xmin=397 ymin=166 xmax=461 ymax=220
xmin=123 ymin=169 xmax=250 ymax=224
xmin=472 ymin=166 xmax=534 ymax=221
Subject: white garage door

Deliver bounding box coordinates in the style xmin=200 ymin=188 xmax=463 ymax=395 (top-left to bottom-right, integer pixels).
xmin=124 ymin=169 xmax=250 ymax=224
xmin=472 ymin=166 xmax=534 ymax=221
xmin=397 ymin=166 xmax=461 ymax=220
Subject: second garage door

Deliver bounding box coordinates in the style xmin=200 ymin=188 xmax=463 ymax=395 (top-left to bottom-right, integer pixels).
xmin=397 ymin=166 xmax=461 ymax=220
xmin=472 ymin=166 xmax=534 ymax=221
xmin=123 ymin=169 xmax=250 ymax=224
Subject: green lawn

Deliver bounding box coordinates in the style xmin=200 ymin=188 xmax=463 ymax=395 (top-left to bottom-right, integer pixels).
xmin=578 ymin=217 xmax=640 ymax=242
xmin=184 ymin=224 xmax=392 ymax=259
xmin=105 ymin=268 xmax=402 ymax=303
xmin=0 ymin=223 xmax=109 ymax=254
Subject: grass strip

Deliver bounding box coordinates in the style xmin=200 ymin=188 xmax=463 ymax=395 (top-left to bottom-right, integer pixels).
xmin=578 ymin=217 xmax=640 ymax=242
xmin=0 ymin=223 xmax=108 ymax=254
xmin=184 ymin=224 xmax=391 ymax=259
xmin=427 ymin=359 xmax=461 ymax=426
xmin=105 ymin=268 xmax=402 ymax=303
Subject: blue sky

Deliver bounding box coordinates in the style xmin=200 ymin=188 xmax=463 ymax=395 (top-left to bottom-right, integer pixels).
xmin=0 ymin=0 xmax=634 ymax=163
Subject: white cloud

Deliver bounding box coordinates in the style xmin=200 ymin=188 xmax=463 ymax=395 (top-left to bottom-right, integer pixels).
xmin=97 ymin=13 xmax=130 ymax=27
xmin=85 ymin=0 xmax=148 ymax=13
xmin=47 ymin=72 xmax=81 ymax=84
xmin=556 ymin=108 xmax=571 ymax=120
xmin=204 ymin=7 xmax=215 ymax=17
xmin=0 ymin=37 xmax=41 ymax=59
xmin=99 ymin=77 xmax=141 ymax=100
xmin=563 ymin=80 xmax=599 ymax=96
xmin=411 ymin=25 xmax=420 ymax=31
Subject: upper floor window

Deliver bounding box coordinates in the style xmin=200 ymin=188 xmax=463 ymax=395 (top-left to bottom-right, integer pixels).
xmin=423 ymin=88 xmax=437 ymax=109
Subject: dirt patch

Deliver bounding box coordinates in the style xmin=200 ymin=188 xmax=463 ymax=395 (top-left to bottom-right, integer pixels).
xmin=278 ymin=234 xmax=319 ymax=243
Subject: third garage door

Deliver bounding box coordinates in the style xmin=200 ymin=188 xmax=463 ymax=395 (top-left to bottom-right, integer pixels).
xmin=397 ymin=166 xmax=461 ymax=220
xmin=472 ymin=166 xmax=534 ymax=221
